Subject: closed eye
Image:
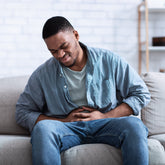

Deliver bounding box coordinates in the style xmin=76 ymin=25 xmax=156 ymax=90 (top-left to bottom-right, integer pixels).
xmin=51 ymin=50 xmax=58 ymax=54
xmin=61 ymin=44 xmax=69 ymax=50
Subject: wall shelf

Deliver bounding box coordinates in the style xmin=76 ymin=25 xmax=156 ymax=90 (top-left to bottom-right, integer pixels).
xmin=142 ymin=46 xmax=165 ymax=51
xmin=141 ymin=7 xmax=165 ymax=12
xmin=138 ymin=0 xmax=165 ymax=74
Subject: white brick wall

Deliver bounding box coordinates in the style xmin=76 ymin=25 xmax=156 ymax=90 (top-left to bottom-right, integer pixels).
xmin=0 ymin=0 xmax=165 ymax=78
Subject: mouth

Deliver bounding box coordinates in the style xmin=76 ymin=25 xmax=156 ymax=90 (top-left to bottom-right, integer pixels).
xmin=60 ymin=54 xmax=70 ymax=63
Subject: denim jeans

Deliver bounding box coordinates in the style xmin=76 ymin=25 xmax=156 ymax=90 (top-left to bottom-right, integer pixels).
xmin=31 ymin=117 xmax=148 ymax=165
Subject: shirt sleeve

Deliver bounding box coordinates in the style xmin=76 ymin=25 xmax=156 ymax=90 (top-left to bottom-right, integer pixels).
xmin=16 ymin=70 xmax=45 ymax=133
xmin=114 ymin=55 xmax=151 ymax=115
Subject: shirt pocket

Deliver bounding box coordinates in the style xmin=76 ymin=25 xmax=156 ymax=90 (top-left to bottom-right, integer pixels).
xmin=94 ymin=79 xmax=116 ymax=107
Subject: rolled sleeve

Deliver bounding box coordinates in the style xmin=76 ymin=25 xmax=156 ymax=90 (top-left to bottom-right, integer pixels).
xmin=16 ymin=71 xmax=45 ymax=132
xmin=115 ymin=56 xmax=150 ymax=115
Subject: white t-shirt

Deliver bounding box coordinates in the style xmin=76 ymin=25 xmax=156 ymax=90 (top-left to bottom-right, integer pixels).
xmin=62 ymin=65 xmax=88 ymax=106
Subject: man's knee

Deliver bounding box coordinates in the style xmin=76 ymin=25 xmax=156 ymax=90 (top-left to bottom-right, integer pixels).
xmin=32 ymin=120 xmax=65 ymax=138
xmin=121 ymin=117 xmax=148 ymax=137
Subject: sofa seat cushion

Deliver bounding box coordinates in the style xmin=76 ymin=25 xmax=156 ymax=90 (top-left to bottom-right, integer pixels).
xmin=141 ymin=72 xmax=165 ymax=136
xmin=61 ymin=139 xmax=165 ymax=165
xmin=61 ymin=143 xmax=122 ymax=165
xmin=0 ymin=136 xmax=123 ymax=165
xmin=0 ymin=135 xmax=32 ymax=165
xmin=0 ymin=135 xmax=165 ymax=165
xmin=149 ymin=134 xmax=165 ymax=148
xmin=148 ymin=138 xmax=165 ymax=165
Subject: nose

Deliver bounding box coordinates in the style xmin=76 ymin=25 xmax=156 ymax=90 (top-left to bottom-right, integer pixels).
xmin=57 ymin=49 xmax=65 ymax=58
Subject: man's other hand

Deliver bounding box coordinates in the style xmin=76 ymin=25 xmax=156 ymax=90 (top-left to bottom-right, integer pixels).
xmin=65 ymin=106 xmax=106 ymax=122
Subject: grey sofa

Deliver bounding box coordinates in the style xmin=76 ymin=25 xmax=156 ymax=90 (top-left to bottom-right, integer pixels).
xmin=0 ymin=72 xmax=165 ymax=165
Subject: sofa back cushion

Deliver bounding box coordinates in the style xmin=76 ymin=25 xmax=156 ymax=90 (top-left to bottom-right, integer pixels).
xmin=141 ymin=72 xmax=165 ymax=136
xmin=0 ymin=76 xmax=30 ymax=135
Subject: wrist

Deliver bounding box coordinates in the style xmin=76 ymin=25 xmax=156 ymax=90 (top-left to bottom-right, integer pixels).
xmin=104 ymin=110 xmax=115 ymax=118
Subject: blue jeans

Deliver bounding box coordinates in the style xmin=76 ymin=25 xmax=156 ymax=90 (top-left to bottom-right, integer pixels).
xmin=31 ymin=117 xmax=148 ymax=165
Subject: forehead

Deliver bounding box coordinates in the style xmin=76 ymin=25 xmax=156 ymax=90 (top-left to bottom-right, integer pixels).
xmin=44 ymin=31 xmax=73 ymax=49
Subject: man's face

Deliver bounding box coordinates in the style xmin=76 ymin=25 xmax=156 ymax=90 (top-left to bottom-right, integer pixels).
xmin=44 ymin=30 xmax=80 ymax=68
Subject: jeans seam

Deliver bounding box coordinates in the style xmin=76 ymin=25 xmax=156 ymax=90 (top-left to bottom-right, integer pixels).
xmin=94 ymin=132 xmax=119 ymax=138
xmin=60 ymin=134 xmax=84 ymax=141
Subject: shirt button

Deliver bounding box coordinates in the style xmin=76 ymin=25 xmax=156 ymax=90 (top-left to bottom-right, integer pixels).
xmin=64 ymin=85 xmax=67 ymax=89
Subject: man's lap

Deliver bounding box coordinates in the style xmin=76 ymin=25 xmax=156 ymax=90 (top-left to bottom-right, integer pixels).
xmin=31 ymin=116 xmax=146 ymax=152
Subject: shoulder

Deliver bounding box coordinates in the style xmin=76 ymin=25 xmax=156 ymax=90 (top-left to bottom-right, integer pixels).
xmin=35 ymin=57 xmax=57 ymax=73
xmin=87 ymin=45 xmax=125 ymax=66
xmin=28 ymin=57 xmax=59 ymax=83
xmin=88 ymin=46 xmax=113 ymax=57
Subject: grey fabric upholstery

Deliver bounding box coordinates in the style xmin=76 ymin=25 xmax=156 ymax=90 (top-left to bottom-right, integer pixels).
xmin=141 ymin=72 xmax=165 ymax=136
xmin=0 ymin=76 xmax=30 ymax=135
xmin=0 ymin=135 xmax=165 ymax=165
xmin=0 ymin=135 xmax=32 ymax=165
xmin=0 ymin=75 xmax=165 ymax=165
xmin=148 ymin=138 xmax=165 ymax=165
xmin=61 ymin=144 xmax=123 ymax=165
xmin=149 ymin=134 xmax=165 ymax=148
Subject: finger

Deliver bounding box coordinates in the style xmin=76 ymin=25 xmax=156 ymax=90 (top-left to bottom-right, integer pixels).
xmin=72 ymin=108 xmax=84 ymax=113
xmin=82 ymin=106 xmax=96 ymax=112
xmin=77 ymin=118 xmax=91 ymax=122
xmin=74 ymin=112 xmax=90 ymax=118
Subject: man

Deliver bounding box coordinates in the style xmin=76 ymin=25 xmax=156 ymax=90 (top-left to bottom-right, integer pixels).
xmin=16 ymin=16 xmax=150 ymax=165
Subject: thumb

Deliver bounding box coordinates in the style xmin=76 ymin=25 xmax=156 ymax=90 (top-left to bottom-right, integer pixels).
xmin=82 ymin=106 xmax=96 ymax=112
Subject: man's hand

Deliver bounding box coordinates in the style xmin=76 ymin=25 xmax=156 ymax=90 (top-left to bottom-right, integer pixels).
xmin=35 ymin=106 xmax=101 ymax=124
xmin=35 ymin=103 xmax=133 ymax=124
xmin=64 ymin=106 xmax=106 ymax=122
xmin=67 ymin=103 xmax=134 ymax=122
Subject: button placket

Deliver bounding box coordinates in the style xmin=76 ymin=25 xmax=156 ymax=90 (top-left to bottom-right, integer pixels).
xmin=64 ymin=85 xmax=67 ymax=89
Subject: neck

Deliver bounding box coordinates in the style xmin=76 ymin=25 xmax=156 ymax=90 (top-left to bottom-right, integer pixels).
xmin=69 ymin=45 xmax=87 ymax=71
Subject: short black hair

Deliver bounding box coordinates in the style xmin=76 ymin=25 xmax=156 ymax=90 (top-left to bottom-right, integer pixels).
xmin=42 ymin=16 xmax=74 ymax=39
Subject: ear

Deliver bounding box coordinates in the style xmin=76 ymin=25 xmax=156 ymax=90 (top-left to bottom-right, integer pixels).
xmin=73 ymin=30 xmax=79 ymax=40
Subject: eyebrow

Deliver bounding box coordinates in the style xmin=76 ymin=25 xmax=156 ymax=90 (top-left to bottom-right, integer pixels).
xmin=48 ymin=42 xmax=67 ymax=52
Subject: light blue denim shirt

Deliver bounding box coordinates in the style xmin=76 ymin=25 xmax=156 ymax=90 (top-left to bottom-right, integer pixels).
xmin=16 ymin=43 xmax=150 ymax=132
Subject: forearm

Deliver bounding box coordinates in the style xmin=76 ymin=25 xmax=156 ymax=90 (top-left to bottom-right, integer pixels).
xmin=35 ymin=107 xmax=86 ymax=124
xmin=35 ymin=103 xmax=133 ymax=124
xmin=104 ymin=103 xmax=133 ymax=118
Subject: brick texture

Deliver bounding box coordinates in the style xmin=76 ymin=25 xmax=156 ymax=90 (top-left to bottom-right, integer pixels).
xmin=0 ymin=0 xmax=165 ymax=77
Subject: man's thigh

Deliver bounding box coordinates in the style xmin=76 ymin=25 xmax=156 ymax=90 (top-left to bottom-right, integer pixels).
xmin=84 ymin=117 xmax=146 ymax=148
xmin=31 ymin=117 xmax=146 ymax=151
xmin=31 ymin=120 xmax=87 ymax=152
